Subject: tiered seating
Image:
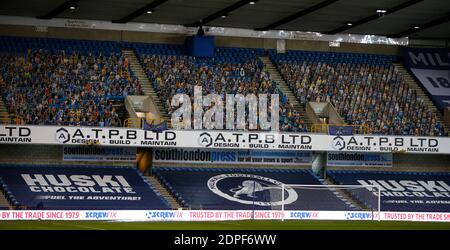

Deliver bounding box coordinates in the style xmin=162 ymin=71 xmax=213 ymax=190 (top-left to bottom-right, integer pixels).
xmin=0 ymin=176 xmax=19 ymax=209
xmin=153 ymin=167 xmax=352 ymax=210
xmin=0 ymin=178 xmax=11 ymax=209
xmin=0 ymin=165 xmax=170 ymax=210
xmin=402 ymin=47 xmax=450 ymax=111
xmin=0 ymin=36 xmax=142 ymax=126
xmin=136 ymin=45 xmax=307 ymax=132
xmin=328 ymin=170 xmax=450 ymax=212
xmin=0 ymin=36 xmax=121 ymax=56
xmin=271 ymin=50 xmax=445 ymax=136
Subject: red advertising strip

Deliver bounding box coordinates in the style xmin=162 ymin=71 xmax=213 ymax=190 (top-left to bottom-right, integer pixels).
xmin=0 ymin=210 xmax=449 ymax=222
xmin=382 ymin=212 xmax=450 ymax=222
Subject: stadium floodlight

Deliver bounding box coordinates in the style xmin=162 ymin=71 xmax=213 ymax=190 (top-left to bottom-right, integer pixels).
xmin=69 ymin=6 xmax=77 ymax=10
xmin=249 ymin=1 xmax=256 ymax=4
xmin=414 ymin=26 xmax=420 ymax=29
xmin=346 ymin=22 xmax=353 ymax=26
xmin=146 ymin=10 xmax=153 ymax=14
xmin=280 ymin=184 xmax=381 ymax=221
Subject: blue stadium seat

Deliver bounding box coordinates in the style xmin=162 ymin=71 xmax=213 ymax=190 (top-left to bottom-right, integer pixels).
xmin=153 ymin=167 xmax=352 ymax=210
xmin=327 ymin=170 xmax=450 ymax=212
xmin=0 ymin=165 xmax=170 ymax=210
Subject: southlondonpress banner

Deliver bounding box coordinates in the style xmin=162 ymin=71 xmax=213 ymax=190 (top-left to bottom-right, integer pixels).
xmin=1 ymin=125 xmax=450 ymax=154
xmin=63 ymin=146 xmax=136 ymax=162
xmin=1 ymin=210 xmax=449 ymax=222
xmin=153 ymin=148 xmax=312 ymax=165
xmin=327 ymin=152 xmax=392 ymax=167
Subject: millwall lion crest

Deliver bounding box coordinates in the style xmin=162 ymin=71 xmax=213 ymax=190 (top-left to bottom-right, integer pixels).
xmin=230 ymin=180 xmax=275 ymax=198
xmin=207 ymin=174 xmax=298 ymax=206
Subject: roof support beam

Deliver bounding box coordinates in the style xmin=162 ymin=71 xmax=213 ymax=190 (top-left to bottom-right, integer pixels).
xmin=256 ymin=0 xmax=339 ymax=31
xmin=324 ymin=0 xmax=424 ymax=34
xmin=113 ymin=0 xmax=168 ymax=23
xmin=186 ymin=0 xmax=254 ymax=27
xmin=391 ymin=13 xmax=450 ymax=38
xmin=37 ymin=0 xmax=81 ymax=19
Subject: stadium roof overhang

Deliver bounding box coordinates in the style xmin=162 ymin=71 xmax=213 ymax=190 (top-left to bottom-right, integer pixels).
xmin=0 ymin=0 xmax=448 ymax=40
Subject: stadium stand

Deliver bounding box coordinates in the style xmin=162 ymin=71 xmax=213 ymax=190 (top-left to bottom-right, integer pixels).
xmin=0 ymin=165 xmax=171 ymax=210
xmin=270 ymin=50 xmax=446 ymax=136
xmin=0 ymin=36 xmax=142 ymax=126
xmin=0 ymin=36 xmax=311 ymax=132
xmin=327 ymin=170 xmax=450 ymax=212
xmin=259 ymin=56 xmax=313 ymax=130
xmin=394 ymin=62 xmax=448 ymax=122
xmin=145 ymin=175 xmax=182 ymax=209
xmin=0 ymin=35 xmax=448 ymax=137
xmin=121 ymin=47 xmax=172 ymax=125
xmin=152 ymin=167 xmax=352 ymax=210
xmin=0 ymin=94 xmax=12 ymax=125
xmin=0 ymin=144 xmax=136 ymax=167
xmin=0 ymin=179 xmax=11 ymax=210
xmin=399 ymin=47 xmax=450 ymax=132
xmin=135 ymin=44 xmax=308 ymax=132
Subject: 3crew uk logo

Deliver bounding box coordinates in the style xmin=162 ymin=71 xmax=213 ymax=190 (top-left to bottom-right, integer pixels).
xmin=207 ymin=174 xmax=298 ymax=206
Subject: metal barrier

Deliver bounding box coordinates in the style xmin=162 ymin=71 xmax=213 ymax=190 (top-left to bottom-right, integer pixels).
xmin=311 ymin=123 xmax=369 ymax=134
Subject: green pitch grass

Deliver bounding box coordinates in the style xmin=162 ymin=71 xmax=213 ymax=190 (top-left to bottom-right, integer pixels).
xmin=0 ymin=220 xmax=449 ymax=230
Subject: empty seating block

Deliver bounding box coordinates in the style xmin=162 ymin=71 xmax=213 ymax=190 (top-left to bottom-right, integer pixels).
xmin=328 ymin=170 xmax=450 ymax=212
xmin=153 ymin=167 xmax=352 ymax=210
xmin=0 ymin=165 xmax=170 ymax=210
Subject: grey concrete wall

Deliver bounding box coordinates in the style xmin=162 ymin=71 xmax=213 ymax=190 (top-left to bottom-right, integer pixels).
xmin=325 ymin=103 xmax=345 ymax=124
xmin=286 ymin=39 xmax=399 ymax=55
xmin=0 ymin=144 xmax=135 ymax=167
xmin=328 ymin=154 xmax=450 ymax=172
xmin=0 ymin=143 xmax=448 ymax=172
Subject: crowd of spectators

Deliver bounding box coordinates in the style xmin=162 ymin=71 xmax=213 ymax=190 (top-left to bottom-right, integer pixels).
xmin=277 ymin=59 xmax=445 ymax=136
xmin=141 ymin=54 xmax=307 ymax=132
xmin=1 ymin=37 xmax=444 ymax=136
xmin=0 ymin=49 xmax=142 ymax=126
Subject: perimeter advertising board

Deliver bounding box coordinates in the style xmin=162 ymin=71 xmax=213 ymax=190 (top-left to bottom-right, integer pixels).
xmin=0 ymin=125 xmax=449 ymax=154
xmin=327 ymin=152 xmax=392 ymax=167
xmin=63 ymin=146 xmax=136 ymax=162
xmin=153 ymin=148 xmax=312 ymax=165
